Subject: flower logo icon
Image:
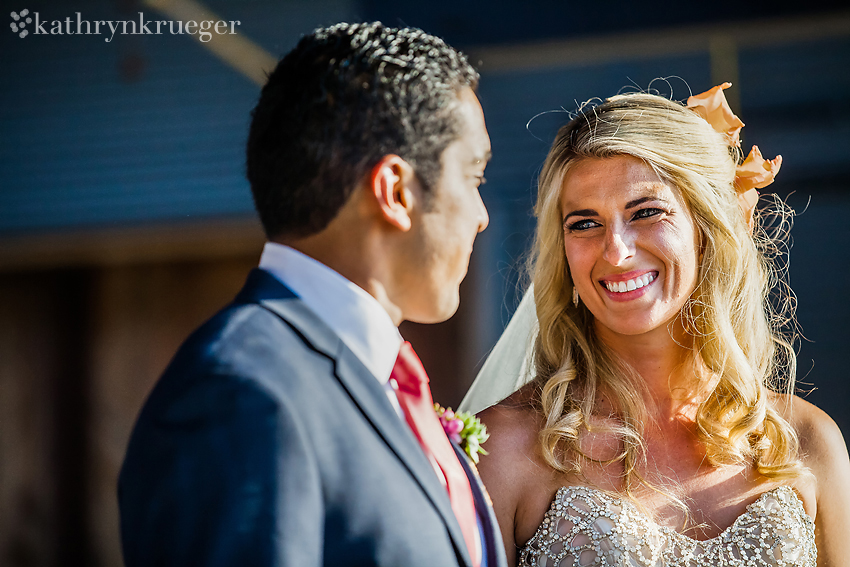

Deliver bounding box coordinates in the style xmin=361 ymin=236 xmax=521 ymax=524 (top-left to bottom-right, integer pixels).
xmin=10 ymin=9 xmax=32 ymax=38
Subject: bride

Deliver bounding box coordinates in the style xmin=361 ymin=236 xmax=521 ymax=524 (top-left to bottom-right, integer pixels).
xmin=462 ymin=85 xmax=850 ymax=566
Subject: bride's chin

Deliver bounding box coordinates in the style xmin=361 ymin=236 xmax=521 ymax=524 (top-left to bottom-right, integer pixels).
xmin=592 ymin=314 xmax=667 ymax=338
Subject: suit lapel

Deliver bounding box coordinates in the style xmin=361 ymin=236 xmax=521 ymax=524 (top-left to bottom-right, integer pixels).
xmin=453 ymin=444 xmax=508 ymax=567
xmin=237 ymin=269 xmax=473 ymax=567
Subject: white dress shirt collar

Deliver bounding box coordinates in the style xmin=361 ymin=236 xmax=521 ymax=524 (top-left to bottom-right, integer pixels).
xmin=259 ymin=242 xmax=403 ymax=384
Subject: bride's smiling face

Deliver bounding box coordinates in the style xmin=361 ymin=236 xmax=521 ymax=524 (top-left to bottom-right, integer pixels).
xmin=560 ymin=155 xmax=701 ymax=339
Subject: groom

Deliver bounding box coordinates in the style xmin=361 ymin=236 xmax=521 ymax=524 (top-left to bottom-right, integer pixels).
xmin=118 ymin=22 xmax=505 ymax=567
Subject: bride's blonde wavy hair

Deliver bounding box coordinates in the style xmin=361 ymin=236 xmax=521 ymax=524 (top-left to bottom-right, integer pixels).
xmin=531 ymin=92 xmax=805 ymax=492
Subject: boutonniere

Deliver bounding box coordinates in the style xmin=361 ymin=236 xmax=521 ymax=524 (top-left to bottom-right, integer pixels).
xmin=434 ymin=404 xmax=489 ymax=464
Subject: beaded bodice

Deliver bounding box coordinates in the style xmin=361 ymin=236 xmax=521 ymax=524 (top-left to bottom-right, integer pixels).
xmin=519 ymin=485 xmax=815 ymax=567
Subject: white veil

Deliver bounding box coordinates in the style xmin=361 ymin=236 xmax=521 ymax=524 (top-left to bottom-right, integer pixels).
xmin=459 ymin=285 xmax=539 ymax=414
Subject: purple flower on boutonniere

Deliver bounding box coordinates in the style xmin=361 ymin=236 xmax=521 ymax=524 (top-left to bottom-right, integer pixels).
xmin=439 ymin=408 xmax=464 ymax=443
xmin=435 ymin=404 xmax=490 ymax=464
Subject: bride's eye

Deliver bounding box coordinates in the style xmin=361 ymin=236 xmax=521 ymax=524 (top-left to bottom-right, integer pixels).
xmin=565 ymin=219 xmax=600 ymax=232
xmin=632 ymin=208 xmax=663 ymax=220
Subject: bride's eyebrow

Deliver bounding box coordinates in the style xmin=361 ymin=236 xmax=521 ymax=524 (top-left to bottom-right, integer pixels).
xmin=562 ymin=208 xmax=597 ymax=224
xmin=625 ymin=196 xmax=669 ymax=209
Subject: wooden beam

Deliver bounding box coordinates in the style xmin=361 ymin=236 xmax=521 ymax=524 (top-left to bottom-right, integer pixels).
xmin=466 ymin=10 xmax=850 ymax=74
xmin=0 ymin=217 xmax=265 ymax=272
xmin=142 ymin=0 xmax=278 ymax=86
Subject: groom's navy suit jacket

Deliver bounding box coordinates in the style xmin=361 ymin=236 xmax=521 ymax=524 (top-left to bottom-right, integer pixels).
xmin=119 ymin=268 xmax=507 ymax=567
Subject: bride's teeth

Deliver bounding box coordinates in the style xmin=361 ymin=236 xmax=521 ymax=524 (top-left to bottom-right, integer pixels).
xmin=605 ymin=273 xmax=656 ymax=293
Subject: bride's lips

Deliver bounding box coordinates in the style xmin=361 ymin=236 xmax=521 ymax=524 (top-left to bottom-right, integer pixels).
xmin=598 ymin=270 xmax=658 ymax=301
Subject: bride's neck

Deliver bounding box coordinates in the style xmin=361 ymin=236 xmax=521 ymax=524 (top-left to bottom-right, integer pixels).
xmin=595 ymin=323 xmax=711 ymax=419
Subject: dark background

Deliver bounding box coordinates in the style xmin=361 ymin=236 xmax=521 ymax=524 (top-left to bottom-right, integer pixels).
xmin=1 ymin=0 xmax=848 ymax=565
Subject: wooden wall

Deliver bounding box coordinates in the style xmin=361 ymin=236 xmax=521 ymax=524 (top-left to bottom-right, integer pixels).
xmin=0 ymin=256 xmax=258 ymax=566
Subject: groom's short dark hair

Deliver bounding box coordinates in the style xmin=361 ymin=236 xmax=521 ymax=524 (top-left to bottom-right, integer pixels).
xmin=246 ymin=22 xmax=479 ymax=239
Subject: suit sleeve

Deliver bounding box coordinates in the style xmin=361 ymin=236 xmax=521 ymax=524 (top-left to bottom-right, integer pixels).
xmin=119 ymin=373 xmax=324 ymax=567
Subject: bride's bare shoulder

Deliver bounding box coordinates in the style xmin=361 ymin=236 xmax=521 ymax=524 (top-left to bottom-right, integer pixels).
xmin=476 ymin=381 xmax=559 ymax=558
xmin=768 ymin=393 xmax=847 ymax=465
xmin=770 ymin=393 xmax=850 ymax=561
xmin=476 ymin=381 xmax=553 ymax=501
xmin=478 ymin=384 xmax=541 ymax=469
xmin=477 ymin=382 xmax=542 ymax=455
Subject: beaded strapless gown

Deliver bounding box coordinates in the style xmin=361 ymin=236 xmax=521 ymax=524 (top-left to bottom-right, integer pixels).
xmin=519 ymin=485 xmax=815 ymax=567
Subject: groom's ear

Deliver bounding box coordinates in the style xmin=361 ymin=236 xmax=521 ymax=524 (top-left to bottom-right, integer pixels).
xmin=369 ymin=155 xmax=417 ymax=232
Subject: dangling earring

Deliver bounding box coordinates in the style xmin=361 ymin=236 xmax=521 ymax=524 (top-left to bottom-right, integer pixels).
xmin=572 ymin=286 xmax=580 ymax=307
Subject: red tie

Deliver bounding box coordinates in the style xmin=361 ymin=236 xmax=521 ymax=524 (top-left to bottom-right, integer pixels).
xmin=391 ymin=341 xmax=480 ymax=567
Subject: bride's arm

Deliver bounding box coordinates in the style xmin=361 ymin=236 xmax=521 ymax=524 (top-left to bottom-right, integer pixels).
xmin=791 ymin=396 xmax=850 ymax=566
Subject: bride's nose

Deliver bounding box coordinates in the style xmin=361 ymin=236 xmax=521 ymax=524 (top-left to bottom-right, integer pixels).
xmin=602 ymin=224 xmax=634 ymax=266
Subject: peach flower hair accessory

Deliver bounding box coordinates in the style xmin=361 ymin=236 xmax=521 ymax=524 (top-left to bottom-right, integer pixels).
xmin=735 ymin=146 xmax=782 ymax=233
xmin=687 ymin=82 xmax=783 ymax=234
xmin=686 ymin=82 xmax=744 ymax=147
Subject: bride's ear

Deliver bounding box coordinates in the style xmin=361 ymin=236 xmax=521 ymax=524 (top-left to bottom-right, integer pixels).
xmin=369 ymin=155 xmax=416 ymax=232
